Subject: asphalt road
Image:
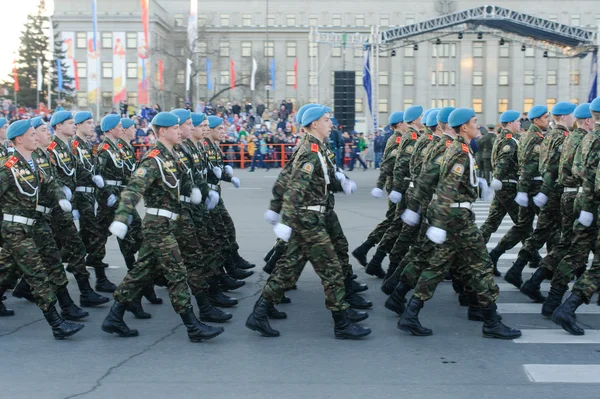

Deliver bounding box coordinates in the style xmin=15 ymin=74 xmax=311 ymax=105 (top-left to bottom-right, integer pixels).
xmin=1 ymin=168 xmax=599 ymax=399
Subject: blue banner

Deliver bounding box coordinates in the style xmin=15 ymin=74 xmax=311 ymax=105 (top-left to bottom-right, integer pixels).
xmin=270 ymin=58 xmax=276 ymax=91
xmin=56 ymin=59 xmax=63 ymax=91
xmin=588 ymin=50 xmax=598 ymax=103
xmin=206 ymin=59 xmax=212 ymax=90
xmin=362 ymin=47 xmax=372 ymax=115
xmin=91 ymin=0 xmax=97 ymax=52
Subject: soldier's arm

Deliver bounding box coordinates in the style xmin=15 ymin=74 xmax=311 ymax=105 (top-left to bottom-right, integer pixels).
xmin=280 ymin=149 xmax=318 ymax=229
xmin=409 ymin=146 xmax=444 ymax=211
xmin=428 ymin=150 xmax=465 ymax=231
xmin=94 ymin=150 xmax=119 ymax=200
xmin=113 ymin=158 xmax=156 ymax=224
xmin=375 ymin=141 xmax=396 ymax=189
xmin=390 ymin=142 xmax=412 ymax=192
xmin=518 ymin=142 xmax=536 ymax=193
xmin=47 ymin=150 xmax=70 ymax=188
xmin=494 ymin=140 xmax=517 ymax=180
xmin=540 ymin=138 xmax=560 ymax=195
xmin=269 ymin=165 xmax=292 ymax=213
xmin=0 ymin=167 xmax=10 ymax=198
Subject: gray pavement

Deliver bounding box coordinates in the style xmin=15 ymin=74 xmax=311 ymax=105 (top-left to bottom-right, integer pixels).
xmin=1 ymin=168 xmax=599 ymax=399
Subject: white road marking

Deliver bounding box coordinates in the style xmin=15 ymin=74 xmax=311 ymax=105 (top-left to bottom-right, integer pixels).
xmin=523 ymin=364 xmax=600 ymax=383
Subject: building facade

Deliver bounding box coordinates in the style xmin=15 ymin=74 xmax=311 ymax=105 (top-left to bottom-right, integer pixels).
xmin=53 ymin=0 xmax=599 ymax=127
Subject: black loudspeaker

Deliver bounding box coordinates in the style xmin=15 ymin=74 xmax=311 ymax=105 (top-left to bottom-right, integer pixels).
xmin=334 ymin=71 xmax=356 ymax=132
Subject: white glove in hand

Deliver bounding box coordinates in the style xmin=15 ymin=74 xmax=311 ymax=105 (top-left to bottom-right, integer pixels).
xmin=490 ymin=178 xmax=503 ymax=191
xmin=342 ymin=179 xmax=357 ymax=195
xmin=264 ymin=210 xmax=280 ymax=225
xmin=335 ymin=171 xmax=346 ymax=182
xmin=107 ymin=194 xmax=118 ymax=207
xmin=72 ymin=210 xmax=80 ymax=220
xmin=191 ymin=187 xmax=202 ymax=204
xmin=578 ymin=210 xmax=594 ymax=227
xmin=388 ymin=190 xmax=402 ymax=204
xmin=92 ymin=175 xmax=104 ymax=188
xmin=231 ymin=177 xmax=241 ymax=188
xmin=224 ymin=165 xmax=233 ymax=176
xmin=206 ymin=190 xmax=219 ymax=210
xmin=59 ymin=199 xmax=72 ymax=212
xmin=401 ymin=209 xmax=421 ymax=226
xmin=370 ymin=187 xmax=383 ymax=199
xmin=213 ymin=166 xmax=222 ymax=179
xmin=62 ymin=186 xmax=72 ymax=201
xmin=273 ymin=223 xmax=292 ymax=242
xmin=109 ymin=221 xmax=128 ymax=240
xmin=514 ymin=192 xmax=529 ymax=207
xmin=426 ymin=226 xmax=447 ymax=244
xmin=533 ymin=192 xmax=548 ymax=207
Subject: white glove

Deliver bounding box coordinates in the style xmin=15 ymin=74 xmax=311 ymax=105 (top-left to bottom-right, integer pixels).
xmin=107 ymin=194 xmax=118 ymax=207
xmin=426 ymin=226 xmax=447 ymax=244
xmin=72 ymin=210 xmax=80 ymax=220
xmin=264 ymin=210 xmax=280 ymax=225
xmin=388 ymin=190 xmax=402 ymax=204
xmin=533 ymin=192 xmax=548 ymax=208
xmin=213 ymin=166 xmax=222 ymax=179
xmin=127 ymin=215 xmax=133 ymax=225
xmin=231 ymin=177 xmax=241 ymax=188
xmin=401 ymin=209 xmax=420 ymax=226
xmin=515 ymin=192 xmax=529 ymax=207
xmin=224 ymin=165 xmax=233 ymax=176
xmin=273 ymin=223 xmax=292 ymax=242
xmin=578 ymin=210 xmax=594 ymax=227
xmin=490 ymin=178 xmax=503 ymax=191
xmin=92 ymin=175 xmax=104 ymax=189
xmin=59 ymin=199 xmax=72 ymax=212
xmin=109 ymin=221 xmax=128 ymax=240
xmin=342 ymin=179 xmax=357 ymax=195
xmin=191 ymin=187 xmax=202 ymax=204
xmin=62 ymin=186 xmax=72 ymax=201
xmin=206 ymin=190 xmax=219 ymax=210
xmin=335 ymin=171 xmax=346 ymax=182
xmin=371 ymin=187 xmax=384 ymax=199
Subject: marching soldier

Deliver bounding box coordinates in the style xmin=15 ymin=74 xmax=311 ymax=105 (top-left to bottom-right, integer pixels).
xmin=0 ymin=117 xmax=9 ymax=256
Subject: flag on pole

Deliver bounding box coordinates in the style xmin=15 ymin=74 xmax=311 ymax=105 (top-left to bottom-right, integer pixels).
xmin=57 ymin=59 xmax=63 ymax=91
xmin=188 ymin=0 xmax=198 ymax=52
xmin=588 ymin=50 xmax=598 ymax=103
xmin=230 ymin=59 xmax=235 ymax=89
xmin=293 ymin=58 xmax=298 ymax=90
xmin=12 ymin=60 xmax=19 ymax=92
xmin=206 ymin=58 xmax=212 ymax=90
xmin=73 ymin=59 xmax=80 ymax=90
xmin=185 ymin=58 xmax=192 ymax=92
xmin=250 ymin=57 xmax=257 ymax=91
xmin=158 ymin=59 xmax=164 ymax=91
xmin=140 ymin=0 xmax=149 ymax=50
xmin=362 ymin=47 xmax=372 ymax=115
xmin=92 ymin=0 xmax=98 ymax=52
xmin=37 ymin=57 xmax=43 ymax=91
xmin=270 ymin=58 xmax=276 ymax=91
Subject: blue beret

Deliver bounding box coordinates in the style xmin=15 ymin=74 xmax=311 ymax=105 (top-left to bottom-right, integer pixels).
xmin=74 ymin=111 xmax=93 ymax=125
xmin=573 ymin=103 xmax=591 ymax=119
xmin=437 ymin=107 xmax=456 ymax=124
xmin=499 ymin=110 xmax=520 ymax=123
xmin=0 ymin=118 xmax=7 ymax=128
xmin=404 ymin=105 xmax=423 ymax=123
xmin=171 ymin=108 xmax=191 ymax=123
xmin=121 ymin=118 xmax=135 ymax=129
xmin=448 ymin=108 xmax=476 ymax=128
xmin=591 ymin=98 xmax=600 ymax=113
xmin=551 ymin=101 xmax=576 ymax=116
xmin=426 ymin=110 xmax=440 ymax=127
xmin=50 ymin=111 xmax=73 ymax=127
xmin=7 ymin=119 xmax=33 ymax=140
xmin=302 ymin=106 xmax=332 ymax=127
xmin=296 ymin=104 xmax=320 ymax=124
xmin=388 ymin=112 xmax=404 ymax=125
xmin=190 ymin=113 xmax=206 ymax=127
xmin=330 ymin=117 xmax=339 ymax=127
xmin=101 ymin=114 xmax=121 ymax=132
xmin=528 ymin=105 xmax=548 ymax=120
xmin=31 ymin=117 xmax=45 ymax=129
xmin=207 ymin=116 xmax=223 ymax=129
xmin=422 ymin=109 xmax=434 ymax=124
xmin=151 ymin=112 xmax=180 ymax=127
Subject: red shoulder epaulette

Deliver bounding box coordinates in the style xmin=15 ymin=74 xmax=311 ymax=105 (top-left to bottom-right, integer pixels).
xmin=395 ymin=136 xmax=401 ymax=144
xmin=564 ymin=131 xmax=569 ymax=137
xmin=462 ymin=143 xmax=470 ymax=153
xmin=147 ymin=149 xmax=160 ymax=158
xmin=47 ymin=142 xmax=57 ymax=151
xmin=4 ymin=156 xmax=18 ymax=168
xmin=117 ymin=143 xmax=123 ymax=149
xmin=536 ymin=132 xmax=543 ymax=138
xmin=427 ymin=134 xmax=433 ymax=140
xmin=506 ymin=133 xmax=512 ymax=139
xmin=101 ymin=143 xmax=110 ymax=151
xmin=411 ymin=132 xmax=417 ymax=140
xmin=72 ymin=140 xmax=79 ymax=150
xmin=446 ymin=140 xmax=452 ymax=147
xmin=203 ymin=141 xmax=208 ymax=146
xmin=311 ymin=143 xmax=319 ymax=153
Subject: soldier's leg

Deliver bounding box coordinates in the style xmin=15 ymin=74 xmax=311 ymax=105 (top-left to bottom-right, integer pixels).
xmin=86 ymin=203 xmax=115 ymax=267
xmin=75 ymin=193 xmax=101 ymax=256
xmin=353 ymin=200 xmax=396 ymax=267
xmin=213 ymin=198 xmax=254 ymax=276
xmin=479 ymin=191 xmax=510 ymax=244
xmin=490 ymin=202 xmax=536 ymax=264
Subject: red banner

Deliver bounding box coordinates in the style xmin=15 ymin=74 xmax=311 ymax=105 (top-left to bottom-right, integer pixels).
xmin=140 ymin=0 xmax=149 ymax=49
xmin=230 ymin=58 xmax=235 ymax=89
xmin=73 ymin=59 xmax=80 ymax=90
xmin=158 ymin=59 xmax=164 ymax=91
xmin=12 ymin=60 xmax=19 ymax=92
xmin=293 ymin=58 xmax=298 ymax=90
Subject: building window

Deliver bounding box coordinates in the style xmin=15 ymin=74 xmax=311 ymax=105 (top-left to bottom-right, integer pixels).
xmin=355 ymin=71 xmax=363 ymax=85
xmin=547 ymin=98 xmax=557 ymax=109
xmin=174 ymin=14 xmax=184 ymax=27
xmin=525 ymin=47 xmax=535 ymax=57
xmin=264 ymin=41 xmax=274 ymax=57
xmin=499 ymin=46 xmax=510 ymax=58
xmin=220 ymin=71 xmax=229 ymax=85
xmin=432 ymin=71 xmax=455 ymax=86
xmin=380 ymin=14 xmax=390 ymax=26
xmin=286 ymin=14 xmax=296 ymax=26
xmin=354 ymin=47 xmax=363 ymax=57
xmin=570 ymin=70 xmax=580 ymax=85
xmin=309 ymin=15 xmax=319 ymax=26
xmin=571 ymin=14 xmax=580 ymax=26
xmin=267 ymin=14 xmax=275 ymax=26
xmin=77 ymin=61 xmax=87 ymax=78
xmin=547 ymin=70 xmax=557 ymax=85
xmin=102 ymin=92 xmax=112 ymax=108
xmin=404 ymin=46 xmax=414 ymax=57
xmin=404 ymin=71 xmax=414 ymax=86
xmin=309 ymin=71 xmax=317 ymax=86
xmin=405 ymin=14 xmax=415 ymax=25
xmin=242 ymin=14 xmax=252 ymax=26
xmin=332 ymin=47 xmax=342 ymax=57
xmin=102 ymin=62 xmax=112 ymax=78
xmin=524 ymin=70 xmax=535 ymax=85
xmin=242 ymin=42 xmax=252 ymax=57
xmin=101 ymin=32 xmax=112 ymax=49
xmin=523 ymin=98 xmax=534 ymax=113
xmin=548 ymin=14 xmax=558 ymax=22
xmin=220 ymin=42 xmax=229 ymax=57
xmin=127 ymin=62 xmax=137 ymax=79
xmin=287 ymin=42 xmax=297 ymax=57
xmin=219 ymin=14 xmax=230 ymax=26
xmin=570 ymin=98 xmax=580 ymax=105
xmin=127 ymin=92 xmax=138 ymax=106
xmin=76 ymin=32 xmax=86 ymax=48
xmin=432 ymin=43 xmax=456 ymax=58
xmin=404 ymin=99 xmax=414 ymax=109
xmin=198 ymin=71 xmax=207 ymax=85
xmin=473 ymin=71 xmax=483 ymax=86
xmin=499 ymin=71 xmax=509 ymax=86
xmin=472 ymin=98 xmax=483 ymax=113
xmin=355 ymin=99 xmax=363 ymax=113
xmin=380 ymin=71 xmax=389 ymax=85
xmin=126 ymin=32 xmax=137 ymax=49
xmin=286 ymin=71 xmax=295 ymax=85
xmin=431 ymin=71 xmax=436 ymax=85
xmin=176 ymin=70 xmax=185 ymax=84
xmin=198 ymin=14 xmax=207 ymax=26
xmin=309 ymin=43 xmax=317 ymax=57
xmin=473 ymin=42 xmax=484 ymax=58
xmin=378 ymin=99 xmax=388 ymax=113
xmin=332 ymin=14 xmax=342 ymax=27
xmin=197 ymin=42 xmax=207 ymax=57
xmin=76 ymin=92 xmax=88 ymax=107
xmin=498 ymin=98 xmax=509 ymax=113
xmin=355 ymin=14 xmax=365 ymax=26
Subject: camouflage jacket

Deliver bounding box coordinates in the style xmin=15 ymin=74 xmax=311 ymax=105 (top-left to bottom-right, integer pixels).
xmin=95 ymin=136 xmax=126 ymax=202
xmin=47 ymin=135 xmax=77 ymax=191
xmin=184 ymin=139 xmax=209 ymax=199
xmin=116 ymin=138 xmax=138 ymax=185
xmin=114 ymin=141 xmax=181 ymax=225
xmin=269 ymin=135 xmax=308 ymax=213
xmin=71 ymin=135 xmax=96 ymax=188
xmin=491 ymin=129 xmax=519 ymax=182
xmin=391 ymin=126 xmax=421 ymax=193
xmin=409 ymin=128 xmax=436 ymax=182
xmin=539 ymin=124 xmax=569 ymax=195
xmin=173 ymin=142 xmax=198 ymax=198
xmin=576 ymin=127 xmax=600 ymax=212
xmin=0 ymin=142 xmax=11 ymax=164
xmin=517 ymin=124 xmax=544 ymax=194
xmin=33 ymin=147 xmax=66 ymax=212
xmin=558 ymin=127 xmax=587 ymax=188
xmin=375 ymin=131 xmax=402 ymax=192
xmin=204 ymin=138 xmax=232 ymax=186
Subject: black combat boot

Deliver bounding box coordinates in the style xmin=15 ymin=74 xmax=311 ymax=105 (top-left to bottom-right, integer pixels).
xmin=345 ymin=292 xmax=373 ymax=309
xmin=245 ymin=296 xmax=280 ymax=337
xmin=529 ymin=250 xmax=542 ymax=268
xmin=504 ymin=256 xmax=528 ymax=289
xmin=102 ymin=301 xmax=139 ymax=337
xmin=347 ymin=308 xmax=369 ymax=322
xmin=281 ymin=296 xmax=292 ymax=304
xmin=482 ymin=304 xmax=521 ymax=339
xmin=551 ymin=293 xmax=585 ymax=335
xmin=76 ymin=276 xmax=110 ymax=307
xmin=365 ymin=249 xmax=386 ymax=278
xmin=267 ymin=302 xmax=287 ymax=319
xmin=381 ymin=264 xmax=400 ymax=295
xmin=124 ymin=255 xmax=136 ymax=271
xmin=331 ymin=310 xmax=371 ymax=339
xmin=126 ymin=294 xmax=152 ymax=319
xmin=385 ymin=282 xmax=411 ymax=316
xmin=12 ymin=278 xmax=35 ymax=303
xmin=208 ymin=276 xmax=238 ymax=308
xmin=489 ymin=247 xmax=504 ymax=276
xmin=55 ymin=286 xmax=89 ymax=321
xmin=262 ymin=258 xmax=276 ymax=274
xmin=94 ymin=267 xmax=117 ymax=293
xmin=542 ymin=286 xmax=567 ymax=318
xmin=233 ymin=250 xmax=256 ymax=270
xmin=154 ymin=276 xmax=168 ymax=287
xmin=350 ymin=279 xmax=368 ymax=293
xmin=458 ymin=291 xmax=469 ymax=307
xmin=398 ymin=297 xmax=433 ymax=336
xmin=195 ymin=293 xmax=232 ymax=323
xmin=224 ymin=259 xmax=254 ymax=280
xmin=219 ymin=275 xmax=245 ymax=291
xmin=142 ymin=285 xmax=163 ymax=304
xmin=467 ymin=292 xmax=483 ymax=322
xmin=520 ymin=268 xmax=550 ymax=303
xmin=263 ymin=246 xmax=276 ymax=263
xmin=352 ymin=238 xmax=376 ymax=267
xmin=0 ymin=287 xmax=15 ymax=316
xmin=43 ymin=306 xmax=85 ymax=340
xmin=180 ymin=308 xmax=224 ymax=342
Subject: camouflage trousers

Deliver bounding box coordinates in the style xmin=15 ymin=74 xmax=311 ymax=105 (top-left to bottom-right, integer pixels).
xmin=73 ymin=192 xmax=102 ymax=255
xmin=535 ymin=191 xmax=576 ymax=271
xmin=376 ymin=190 xmax=408 ymax=254
xmin=518 ymin=190 xmax=562 ymax=259
xmin=494 ymin=183 xmax=541 ymax=252
xmin=571 ymin=254 xmax=600 ymax=303
xmin=389 ymin=191 xmax=427 ymax=266
xmin=50 ymin=207 xmax=90 ymax=279
xmin=262 ymin=211 xmax=348 ymax=311
xmin=0 ymin=222 xmax=57 ymax=311
xmin=114 ymin=215 xmax=192 ymax=314
xmin=192 ymin=204 xmax=224 ymax=280
xmin=212 ymin=196 xmax=239 ymax=255
xmin=366 ymin=198 xmax=396 ymax=244
xmin=413 ymin=210 xmax=499 ymax=307
xmin=175 ymin=205 xmax=210 ymax=296
xmin=479 ymin=185 xmax=520 ymax=243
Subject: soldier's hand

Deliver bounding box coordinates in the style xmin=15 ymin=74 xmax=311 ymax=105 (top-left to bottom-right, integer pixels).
xmin=59 ymin=199 xmax=72 ymax=212
xmin=342 ymin=179 xmax=357 ymax=195
xmin=578 ymin=210 xmax=594 ymax=227
xmin=388 ymin=190 xmax=402 ymax=204
xmin=206 ymin=190 xmax=219 ymax=210
xmin=92 ymin=175 xmax=105 ymax=189
xmin=533 ymin=192 xmax=548 ymax=208
xmin=514 ymin=192 xmax=529 ymax=207
xmin=62 ymin=186 xmax=72 ymax=201
xmin=401 ymin=209 xmax=420 ymax=226
xmin=224 ymin=165 xmax=233 ymax=176
xmin=109 ymin=221 xmax=128 ymax=240
xmin=273 ymin=223 xmax=292 ymax=242
xmin=264 ymin=210 xmax=280 ymax=225
xmin=107 ymin=194 xmax=118 ymax=207
xmin=426 ymin=226 xmax=446 ymax=244
xmin=490 ymin=178 xmax=503 ymax=191
xmin=370 ymin=187 xmax=383 ymax=198
xmin=335 ymin=171 xmax=346 ymax=182
xmin=231 ymin=177 xmax=241 ymax=188
xmin=72 ymin=210 xmax=80 ymax=220
xmin=213 ymin=166 xmax=222 ymax=179
xmin=191 ymin=187 xmax=202 ymax=204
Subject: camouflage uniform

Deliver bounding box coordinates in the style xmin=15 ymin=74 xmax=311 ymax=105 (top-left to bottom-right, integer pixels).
xmin=0 ymin=142 xmax=10 ymax=247
xmin=478 ymin=132 xmax=496 ymax=184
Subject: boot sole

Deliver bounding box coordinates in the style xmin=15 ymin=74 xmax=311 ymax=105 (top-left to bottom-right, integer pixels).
xmin=61 ymin=312 xmax=89 ymax=321
xmin=398 ymin=324 xmax=433 ymax=336
xmin=483 ymin=332 xmax=521 ymax=340
xmin=348 ymin=302 xmax=373 ymax=310
xmin=200 ymin=315 xmax=233 ymax=323
xmin=53 ymin=324 xmax=85 ymax=340
xmin=220 ymin=284 xmax=245 ymax=292
xmin=267 ymin=314 xmax=287 ymax=320
xmin=245 ymin=321 xmax=280 ymax=337
xmin=335 ymin=330 xmax=371 ymax=339
xmin=0 ymin=311 xmax=15 ymax=317
xmin=551 ymin=316 xmax=585 ymax=336
xmin=189 ymin=329 xmax=224 ymax=342
xmin=351 ymin=250 xmax=367 ymax=267
xmin=101 ymin=325 xmax=139 ymax=337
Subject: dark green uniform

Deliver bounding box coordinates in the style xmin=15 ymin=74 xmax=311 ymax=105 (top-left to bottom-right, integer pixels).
xmin=478 ymin=132 xmax=496 ymax=183
xmin=0 ymin=142 xmax=10 ymax=247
